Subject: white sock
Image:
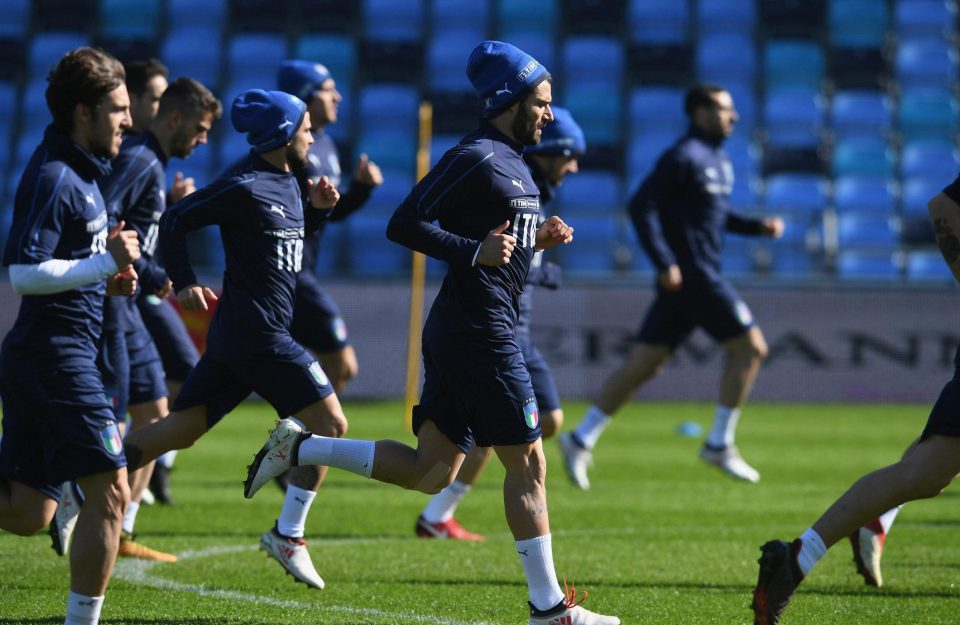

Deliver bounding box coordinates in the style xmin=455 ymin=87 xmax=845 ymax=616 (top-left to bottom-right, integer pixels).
xmin=573 ymin=405 xmax=613 ymax=450
xmin=797 ymin=528 xmax=827 ymax=576
xmin=878 ymin=506 xmax=902 ymax=533
xmin=297 ymin=436 xmax=375 ymax=478
xmin=516 ymin=534 xmax=565 ymax=612
xmin=706 ymin=404 xmax=741 ymax=448
xmin=277 ymin=485 xmax=317 ymax=538
xmin=157 ymin=450 xmax=177 ymax=469
xmin=421 ymin=480 xmax=471 ymax=523
xmin=121 ymin=501 xmax=139 ymax=534
xmin=65 ymin=591 xmax=104 ymax=625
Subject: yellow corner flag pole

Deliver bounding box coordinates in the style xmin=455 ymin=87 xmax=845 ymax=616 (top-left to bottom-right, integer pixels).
xmin=403 ymin=101 xmax=433 ymax=430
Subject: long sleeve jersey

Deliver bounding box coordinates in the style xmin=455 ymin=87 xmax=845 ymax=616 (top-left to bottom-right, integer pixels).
xmin=515 ymin=159 xmax=561 ymax=343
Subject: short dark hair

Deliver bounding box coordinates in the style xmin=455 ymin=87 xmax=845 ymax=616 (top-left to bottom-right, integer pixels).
xmin=684 ymin=84 xmax=726 ymax=119
xmin=156 ymin=77 xmax=223 ymax=121
xmin=46 ymin=47 xmax=126 ymax=132
xmin=124 ymin=58 xmax=169 ymax=96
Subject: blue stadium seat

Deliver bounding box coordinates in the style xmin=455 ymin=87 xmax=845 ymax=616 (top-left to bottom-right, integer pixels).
xmin=29 ymin=31 xmax=90 ymax=76
xmin=227 ymin=33 xmax=288 ymax=83
xmin=725 ymin=80 xmax=757 ymax=133
xmin=832 ymin=137 xmax=895 ymax=178
xmin=836 ymin=250 xmax=901 ymax=280
xmin=896 ymin=37 xmax=959 ymax=89
xmin=834 ymin=176 xmax=896 ymax=214
xmin=764 ymin=173 xmax=828 ymax=216
xmin=496 ymin=0 xmax=557 ymax=35
xmin=898 ymin=88 xmax=960 ymax=141
xmin=763 ymin=88 xmax=824 ymax=149
xmin=901 ymin=139 xmax=959 ymax=181
xmin=312 ymin=220 xmax=347 ymax=276
xmin=556 ymin=217 xmax=617 ymax=275
xmin=426 ymin=32 xmax=479 ymax=93
xmin=894 ymin=0 xmax=957 ymax=39
xmin=554 ymin=172 xmax=622 ymax=214
xmin=764 ymin=39 xmax=826 ymax=91
xmin=828 ymin=0 xmax=889 ymax=48
xmin=627 ymin=0 xmax=690 ymax=44
xmin=0 ymin=0 xmax=29 ymax=38
xmin=906 ymin=249 xmax=953 ymax=282
xmin=0 ymin=80 xmax=17 ymax=137
xmin=294 ymin=34 xmax=357 ymax=90
xmin=166 ymin=0 xmax=226 ymax=31
xmin=697 ymin=0 xmax=755 ymax=35
xmin=21 ymin=79 xmax=52 ymax=130
xmin=722 ymin=236 xmax=758 ymax=275
xmin=830 ymin=90 xmax=892 ymax=140
xmin=564 ymin=87 xmax=623 ymax=145
xmin=100 ymin=0 xmax=160 ymax=39
xmin=769 ymin=246 xmax=816 ymax=276
xmin=363 ymin=167 xmax=413 ymax=215
xmin=837 ymin=212 xmax=899 ymax=249
xmin=561 ymin=36 xmax=624 ymax=88
xmin=346 ymin=215 xmax=408 ymax=277
xmin=358 ymin=83 xmax=419 ymax=131
xmin=356 ymin=128 xmax=417 ymax=172
xmin=430 ymin=0 xmax=490 ymax=42
xmin=626 ymin=130 xmax=676 ymax=188
xmin=162 ymin=26 xmax=223 ymax=90
xmin=627 ymin=86 xmax=686 ymax=136
xmin=696 ymin=32 xmax=756 ymax=83
xmin=901 ymin=176 xmax=943 ymax=217
xmin=362 ymin=0 xmax=424 ymax=43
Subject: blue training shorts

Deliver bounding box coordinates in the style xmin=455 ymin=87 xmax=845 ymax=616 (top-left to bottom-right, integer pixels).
xmin=125 ymin=299 xmax=167 ymax=405
xmin=921 ymin=367 xmax=960 ymax=440
xmin=636 ymin=279 xmax=755 ymax=347
xmin=519 ymin=338 xmax=561 ymax=413
xmin=137 ymin=292 xmax=200 ymax=382
xmin=289 ymin=270 xmax=349 ymax=354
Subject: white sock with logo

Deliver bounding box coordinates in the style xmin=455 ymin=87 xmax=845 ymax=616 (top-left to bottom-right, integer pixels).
xmin=797 ymin=528 xmax=827 ymax=576
xmin=422 ymin=480 xmax=471 ymax=523
xmin=879 ymin=506 xmax=902 ymax=533
xmin=706 ymin=404 xmax=741 ymax=448
xmin=297 ymin=436 xmax=375 ymax=478
xmin=516 ymin=534 xmax=565 ymax=612
xmin=65 ymin=591 xmax=103 ymax=625
xmin=573 ymin=405 xmax=612 ymax=450
xmin=121 ymin=501 xmax=139 ymax=534
xmin=277 ymin=485 xmax=317 ymax=538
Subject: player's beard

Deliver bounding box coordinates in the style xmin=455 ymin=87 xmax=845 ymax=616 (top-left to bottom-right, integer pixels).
xmin=286 ymin=142 xmax=309 ymax=170
xmin=512 ymin=105 xmax=540 ymax=146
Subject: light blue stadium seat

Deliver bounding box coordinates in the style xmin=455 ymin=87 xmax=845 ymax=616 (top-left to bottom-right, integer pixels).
xmin=764 ymin=39 xmax=826 ymax=91
xmin=901 ymin=176 xmax=944 ymax=217
xmin=162 ymin=26 xmax=222 ymax=90
xmin=896 ymin=37 xmax=959 ymax=89
xmin=29 ymin=31 xmax=90 ymax=76
xmin=426 ymin=32 xmax=479 ymax=93
xmin=828 ymin=0 xmax=889 ymax=48
xmin=697 ymin=0 xmax=755 ymax=35
xmin=166 ymin=0 xmax=226 ymax=31
xmin=830 ymin=90 xmax=892 ymax=140
xmin=430 ymin=0 xmax=490 ymax=42
xmin=627 ymin=86 xmax=686 ymax=135
xmin=832 ymin=137 xmax=895 ymax=178
xmin=764 ymin=173 xmax=828 ymax=216
xmin=898 ymin=88 xmax=960 ymax=140
xmin=901 ymin=139 xmax=960 ymax=180
xmin=347 ymin=215 xmax=408 ymax=277
xmin=294 ymin=34 xmax=357 ymax=90
xmin=363 ymin=167 xmax=414 ymax=215
xmin=627 ymin=0 xmax=690 ymax=44
xmin=834 ymin=176 xmax=896 ymax=214
xmin=554 ymin=172 xmax=622 ymax=214
xmin=836 ymin=250 xmax=901 ymax=280
xmin=496 ymin=0 xmax=557 ymax=35
xmin=906 ymin=249 xmax=953 ymax=282
xmin=697 ymin=32 xmax=756 ymax=83
xmin=0 ymin=0 xmax=29 ymax=38
xmin=894 ymin=0 xmax=957 ymax=39
xmin=100 ymin=0 xmax=160 ymax=39
xmin=356 ymin=128 xmax=417 ymax=172
xmin=556 ymin=217 xmax=617 ymax=275
xmin=227 ymin=33 xmax=288 ymax=82
xmin=837 ymin=212 xmax=899 ymax=248
xmin=362 ymin=0 xmax=424 ymax=43
xmin=561 ymin=36 xmax=624 ymax=88
xmin=763 ymin=88 xmax=824 ymax=149
xmin=564 ymin=87 xmax=623 ymax=145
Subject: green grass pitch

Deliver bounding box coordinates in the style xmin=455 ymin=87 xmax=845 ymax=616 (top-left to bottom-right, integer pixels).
xmin=3 ymin=400 xmax=960 ymax=624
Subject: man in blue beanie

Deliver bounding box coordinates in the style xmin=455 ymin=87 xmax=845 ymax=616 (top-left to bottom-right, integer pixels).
xmin=277 ymin=60 xmax=383 ymax=396
xmin=244 ymin=42 xmax=620 ymax=625
xmin=118 ymin=88 xmax=344 ymax=591
xmin=413 ymin=106 xmax=585 ymax=543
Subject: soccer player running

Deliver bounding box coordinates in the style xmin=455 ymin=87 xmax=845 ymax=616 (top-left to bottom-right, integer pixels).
xmin=752 ymin=177 xmax=960 ymax=624
xmin=118 ymin=88 xmax=342 ymax=590
xmin=415 ymin=106 xmax=585 ymax=542
xmin=0 ymin=47 xmax=140 ymax=625
xmin=558 ymin=83 xmax=784 ymax=489
xmin=245 ymin=41 xmax=620 ymax=625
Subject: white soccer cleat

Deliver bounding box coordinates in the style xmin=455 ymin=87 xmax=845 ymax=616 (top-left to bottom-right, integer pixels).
xmin=244 ymin=419 xmax=309 ymax=499
xmin=528 ymin=581 xmax=619 ymax=625
xmin=260 ymin=526 xmax=325 ymax=589
xmin=558 ymin=432 xmax=592 ymax=490
xmin=850 ymin=521 xmax=886 ymax=587
xmin=699 ymin=444 xmax=760 ymax=483
xmin=49 ymin=481 xmax=82 ymax=556
xmin=139 ymin=486 xmax=156 ymax=506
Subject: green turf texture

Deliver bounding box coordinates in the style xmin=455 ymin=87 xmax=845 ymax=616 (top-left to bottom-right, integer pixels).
xmin=2 ymin=400 xmax=958 ymax=624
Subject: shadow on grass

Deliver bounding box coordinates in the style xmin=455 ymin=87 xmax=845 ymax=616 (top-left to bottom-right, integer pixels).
xmin=0 ymin=621 xmax=268 ymax=625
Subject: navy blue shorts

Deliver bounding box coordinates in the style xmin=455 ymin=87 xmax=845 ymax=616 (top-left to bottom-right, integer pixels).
xmin=173 ymin=340 xmax=335 ymax=429
xmin=0 ymin=366 xmax=126 ymax=500
xmin=137 ymin=292 xmax=200 ymax=382
xmin=98 ymin=296 xmax=130 ymax=420
xmin=125 ymin=301 xmax=168 ymax=406
xmin=920 ymin=368 xmax=960 ymax=440
xmin=413 ymin=338 xmax=542 ymax=453
xmin=289 ymin=271 xmax=349 ymax=354
xmin=636 ymin=280 xmax=754 ymax=347
xmin=520 ymin=338 xmax=561 ymax=413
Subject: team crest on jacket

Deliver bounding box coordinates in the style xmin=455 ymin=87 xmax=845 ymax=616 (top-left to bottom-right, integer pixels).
xmin=523 ymin=397 xmax=540 ymax=429
xmin=99 ymin=421 xmax=123 ymax=456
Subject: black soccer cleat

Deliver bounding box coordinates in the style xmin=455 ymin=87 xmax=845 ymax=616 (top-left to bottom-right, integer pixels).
xmin=752 ymin=539 xmax=804 ymax=625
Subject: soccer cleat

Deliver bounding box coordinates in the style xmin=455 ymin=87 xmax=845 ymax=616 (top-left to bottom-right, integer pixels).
xmin=244 ymin=418 xmax=310 ymax=499
xmin=49 ymin=481 xmax=82 ymax=556
xmin=140 ymin=486 xmax=156 ymax=506
xmin=528 ymin=580 xmax=620 ymax=625
xmin=260 ymin=525 xmax=325 ymax=589
xmin=752 ymin=539 xmax=804 ymax=625
xmin=148 ymin=463 xmax=174 ymax=505
xmin=699 ymin=444 xmax=760 ymax=483
xmin=558 ymin=432 xmax=592 ymax=490
xmin=415 ymin=515 xmax=485 ymax=541
xmin=850 ymin=518 xmax=886 ymax=588
xmin=118 ymin=530 xmax=177 ymax=562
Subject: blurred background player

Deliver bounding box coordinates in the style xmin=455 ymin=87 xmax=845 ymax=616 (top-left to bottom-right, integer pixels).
xmin=751 ymin=177 xmax=960 ymax=625
xmin=559 ymin=83 xmax=784 ymax=489
xmin=0 ymin=47 xmax=140 ymax=625
xmin=415 ymin=106 xmax=585 ymax=541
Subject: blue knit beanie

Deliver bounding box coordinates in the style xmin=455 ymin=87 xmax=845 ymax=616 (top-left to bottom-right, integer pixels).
xmin=466 ymin=41 xmax=550 ymax=118
xmin=277 ymin=60 xmax=333 ymax=103
xmin=525 ymin=106 xmax=586 ymax=156
xmin=231 ymin=89 xmax=307 ymax=153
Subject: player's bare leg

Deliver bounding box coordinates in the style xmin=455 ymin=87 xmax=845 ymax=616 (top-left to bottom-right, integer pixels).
xmin=318 ymin=345 xmax=358 ymax=395
xmin=0 ymin=478 xmax=56 ymax=535
xmin=417 ymin=444 xmax=493 ymax=540
xmin=71 ymin=469 xmax=129 ymax=596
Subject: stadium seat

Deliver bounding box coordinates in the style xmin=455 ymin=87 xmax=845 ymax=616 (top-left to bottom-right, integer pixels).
xmin=556 ymin=216 xmax=618 ymax=275
xmin=563 ymin=87 xmax=623 ymax=146
xmin=764 ymin=172 xmax=828 ymax=217
xmin=725 ymin=79 xmax=757 ymax=133
xmin=627 ymin=0 xmax=690 ymax=45
xmin=627 ymin=43 xmax=693 ymax=86
xmin=906 ymin=249 xmax=953 ymax=282
xmin=496 ymin=0 xmax=557 ymax=36
xmin=166 ymin=0 xmax=226 ymax=32
xmin=901 ymin=139 xmax=960 ymax=181
xmin=898 ymin=88 xmax=960 ymax=141
xmin=356 ymin=127 xmax=417 ymax=172
xmin=758 ymin=0 xmax=826 ymax=38
xmin=901 ymin=176 xmax=943 ymax=218
xmin=827 ymin=0 xmax=889 ymax=48
xmin=837 ymin=212 xmax=899 ymax=249
xmin=0 ymin=0 xmax=29 ymax=38
xmin=362 ymin=167 xmax=413 ymax=215
xmin=362 ymin=0 xmax=424 ymax=43
xmin=627 ymin=86 xmax=686 ymax=136
xmin=830 ymin=90 xmax=892 ymax=140
xmin=430 ymin=0 xmax=490 ymax=42
xmin=893 ymin=0 xmax=957 ymax=39
xmin=895 ymin=37 xmax=959 ymax=90
xmin=827 ymin=46 xmax=889 ymax=90
xmin=312 ymin=220 xmax=347 ymax=276
xmin=831 ymin=137 xmax=895 ymax=178
xmin=722 ymin=236 xmax=759 ymax=275
xmin=20 ymin=79 xmax=52 ymax=130
xmin=554 ymin=172 xmax=622 ymax=215
xmin=697 ymin=0 xmax=755 ymax=35
xmin=561 ymin=36 xmax=624 ymax=88
xmin=626 ymin=130 xmax=677 ymax=187
xmin=762 ymin=88 xmax=824 ymax=149
xmin=763 ymin=39 xmax=826 ymax=91
xmin=768 ymin=246 xmax=816 ymax=276
xmin=227 ymin=33 xmax=288 ymax=83
xmin=836 ymin=250 xmax=901 ymax=280
xmin=162 ymin=26 xmax=223 ymax=90
xmin=562 ymin=0 xmax=626 ymax=34
xmin=358 ymin=83 xmax=419 ymax=130
xmin=230 ymin=0 xmax=291 ymax=31
xmin=696 ymin=32 xmax=756 ymax=84
xmin=833 ymin=176 xmax=896 ymax=214
xmin=29 ymin=31 xmax=90 ymax=77
xmin=294 ymin=34 xmax=357 ymax=91
xmin=32 ymin=0 xmax=97 ymax=31
xmin=99 ymin=0 xmax=160 ymax=39
xmin=426 ymin=32 xmax=479 ymax=93
xmin=346 ymin=215 xmax=408 ymax=277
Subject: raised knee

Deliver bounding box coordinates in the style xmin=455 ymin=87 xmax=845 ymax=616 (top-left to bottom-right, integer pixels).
xmin=13 ymin=509 xmax=50 ymax=536
xmin=412 ymin=461 xmax=455 ymax=494
xmin=540 ymin=410 xmax=563 ymax=439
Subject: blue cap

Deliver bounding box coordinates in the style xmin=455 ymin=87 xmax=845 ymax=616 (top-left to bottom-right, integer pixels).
xmin=466 ymin=40 xmax=549 ymax=118
xmin=231 ymin=89 xmax=307 ymax=153
xmin=525 ymin=106 xmax=586 ymax=157
xmin=277 ymin=60 xmax=333 ymax=103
